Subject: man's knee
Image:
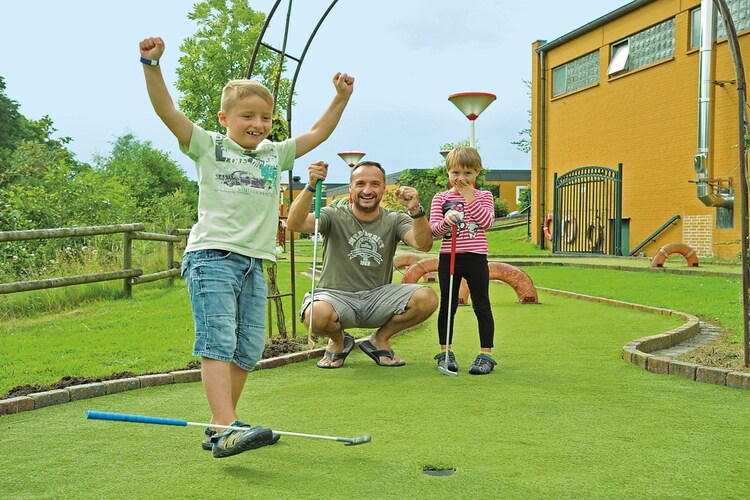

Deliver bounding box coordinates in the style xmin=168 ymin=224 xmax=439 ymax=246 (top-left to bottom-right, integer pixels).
xmin=409 ymin=287 xmax=438 ymax=318
xmin=303 ymin=300 xmax=338 ymax=331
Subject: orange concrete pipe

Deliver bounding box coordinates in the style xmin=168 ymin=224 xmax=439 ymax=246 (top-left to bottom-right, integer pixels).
xmin=401 ymin=258 xmax=539 ymax=304
xmin=650 ymin=243 xmax=699 ymax=267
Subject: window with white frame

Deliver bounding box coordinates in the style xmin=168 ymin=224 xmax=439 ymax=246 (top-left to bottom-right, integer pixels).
xmin=690 ymin=7 xmax=702 ymax=49
xmin=608 ymin=41 xmax=630 ymax=75
xmin=551 ymin=51 xmax=599 ymax=97
xmin=608 ymin=18 xmax=675 ymax=76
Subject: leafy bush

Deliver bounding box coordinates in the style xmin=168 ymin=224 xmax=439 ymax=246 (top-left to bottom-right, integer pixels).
xmin=494 ymin=198 xmax=510 ymax=218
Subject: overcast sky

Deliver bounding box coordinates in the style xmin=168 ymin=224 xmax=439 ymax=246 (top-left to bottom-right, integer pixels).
xmin=1 ymin=0 xmax=628 ymax=183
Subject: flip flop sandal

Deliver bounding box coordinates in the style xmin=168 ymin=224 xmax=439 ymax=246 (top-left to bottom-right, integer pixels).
xmin=316 ymin=334 xmax=355 ymax=369
xmin=359 ymin=339 xmax=406 ymax=367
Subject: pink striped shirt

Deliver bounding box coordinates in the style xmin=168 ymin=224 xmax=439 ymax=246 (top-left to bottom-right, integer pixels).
xmin=429 ymin=189 xmax=495 ymax=255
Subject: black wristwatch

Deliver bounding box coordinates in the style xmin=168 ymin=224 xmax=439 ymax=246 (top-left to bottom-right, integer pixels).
xmin=408 ymin=205 xmax=426 ymax=219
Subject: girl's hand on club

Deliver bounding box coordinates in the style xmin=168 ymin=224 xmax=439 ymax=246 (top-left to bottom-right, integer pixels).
xmin=395 ymin=186 xmax=419 ymax=209
xmin=444 ymin=210 xmax=463 ymax=226
xmin=308 ymin=161 xmax=328 ymax=187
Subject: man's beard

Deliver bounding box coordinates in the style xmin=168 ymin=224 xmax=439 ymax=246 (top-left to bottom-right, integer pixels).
xmin=353 ymin=196 xmax=380 ymax=213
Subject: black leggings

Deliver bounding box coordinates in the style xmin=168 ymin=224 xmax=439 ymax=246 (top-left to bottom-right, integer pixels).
xmin=436 ymin=252 xmax=495 ymax=349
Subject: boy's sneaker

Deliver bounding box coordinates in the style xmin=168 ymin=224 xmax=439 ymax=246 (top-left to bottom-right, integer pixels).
xmin=433 ymin=351 xmax=458 ymax=373
xmin=203 ymin=426 xmax=280 ymax=452
xmin=468 ymin=354 xmax=497 ymax=375
xmin=211 ymin=421 xmax=275 ymax=458
xmin=202 ymin=428 xmax=216 ymax=451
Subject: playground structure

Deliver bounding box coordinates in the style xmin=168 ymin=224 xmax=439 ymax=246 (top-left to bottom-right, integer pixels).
xmin=248 ymin=1 xmax=511 ymax=337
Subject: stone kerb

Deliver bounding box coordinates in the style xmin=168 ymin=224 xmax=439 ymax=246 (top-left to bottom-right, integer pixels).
xmin=1 ymin=349 xmax=327 ymax=416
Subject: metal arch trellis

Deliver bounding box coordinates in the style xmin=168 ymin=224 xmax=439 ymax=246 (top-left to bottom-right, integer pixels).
xmin=246 ymin=0 xmax=340 ymax=337
xmin=552 ymin=164 xmax=623 ymax=255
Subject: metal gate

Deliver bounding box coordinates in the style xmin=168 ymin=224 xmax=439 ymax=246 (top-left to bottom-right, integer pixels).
xmin=552 ymin=164 xmax=623 ymax=255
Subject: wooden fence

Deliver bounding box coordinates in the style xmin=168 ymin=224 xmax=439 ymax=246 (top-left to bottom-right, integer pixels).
xmin=0 ymin=223 xmax=187 ymax=297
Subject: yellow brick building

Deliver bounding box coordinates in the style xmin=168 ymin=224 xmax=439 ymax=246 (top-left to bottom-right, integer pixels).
xmin=531 ymin=0 xmax=748 ymax=258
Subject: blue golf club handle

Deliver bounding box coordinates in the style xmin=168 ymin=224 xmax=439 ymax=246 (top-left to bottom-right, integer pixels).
xmin=87 ymin=411 xmax=187 ymax=427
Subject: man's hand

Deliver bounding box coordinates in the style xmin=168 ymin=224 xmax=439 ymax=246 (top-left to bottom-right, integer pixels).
xmin=308 ymin=161 xmax=329 ymax=187
xmin=139 ymin=37 xmax=165 ymax=62
xmin=332 ymin=72 xmax=355 ymax=97
xmin=395 ymin=186 xmax=420 ymax=210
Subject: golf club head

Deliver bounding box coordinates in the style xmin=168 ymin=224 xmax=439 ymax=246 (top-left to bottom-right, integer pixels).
xmin=437 ymin=365 xmax=458 ymax=377
xmin=343 ymin=435 xmax=372 ymax=446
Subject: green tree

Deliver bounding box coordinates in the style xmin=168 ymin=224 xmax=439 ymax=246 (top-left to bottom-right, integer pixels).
xmin=390 ymin=139 xmax=491 ymax=217
xmin=0 ymin=76 xmax=24 ymax=154
xmin=0 ymin=77 xmax=77 ymax=183
xmin=512 ymin=80 xmax=531 ymax=154
xmin=176 ymin=0 xmax=292 ymax=134
xmin=94 ymin=134 xmax=198 ymax=228
xmin=518 ymin=185 xmax=531 ymax=212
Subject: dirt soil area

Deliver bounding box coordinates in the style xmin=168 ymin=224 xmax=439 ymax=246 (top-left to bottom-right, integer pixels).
xmin=3 ymin=338 xmax=304 ymax=399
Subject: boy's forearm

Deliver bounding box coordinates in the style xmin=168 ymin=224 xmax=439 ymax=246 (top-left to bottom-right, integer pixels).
xmin=295 ymin=93 xmax=351 ymax=158
xmin=142 ymin=65 xmax=192 ymax=147
xmin=143 ymin=66 xmax=177 ymax=119
xmin=313 ymin=93 xmax=350 ymax=133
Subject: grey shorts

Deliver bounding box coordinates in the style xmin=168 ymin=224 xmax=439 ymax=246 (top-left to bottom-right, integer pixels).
xmin=300 ymin=284 xmax=426 ymax=330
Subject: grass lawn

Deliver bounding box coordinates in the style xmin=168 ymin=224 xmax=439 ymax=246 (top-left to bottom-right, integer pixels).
xmin=2 ymin=225 xmax=750 ymax=497
xmin=6 ymin=285 xmax=750 ymax=498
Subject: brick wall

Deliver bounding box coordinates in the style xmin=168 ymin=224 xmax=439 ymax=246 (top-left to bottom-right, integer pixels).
xmin=682 ymin=214 xmax=713 ymax=257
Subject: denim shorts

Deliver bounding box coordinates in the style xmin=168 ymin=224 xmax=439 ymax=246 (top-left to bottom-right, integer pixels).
xmin=299 ymin=284 xmax=425 ymax=330
xmin=181 ymin=250 xmax=266 ymax=371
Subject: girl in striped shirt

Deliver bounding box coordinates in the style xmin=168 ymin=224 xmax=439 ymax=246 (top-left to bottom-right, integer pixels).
xmin=429 ymin=147 xmax=497 ymax=375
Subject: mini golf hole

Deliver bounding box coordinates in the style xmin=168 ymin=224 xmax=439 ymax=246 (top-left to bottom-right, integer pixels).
xmin=422 ymin=466 xmax=456 ymax=476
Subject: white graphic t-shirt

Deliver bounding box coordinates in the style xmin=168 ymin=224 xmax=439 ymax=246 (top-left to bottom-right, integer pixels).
xmin=317 ymin=204 xmax=413 ymax=292
xmin=181 ymin=124 xmax=295 ymax=262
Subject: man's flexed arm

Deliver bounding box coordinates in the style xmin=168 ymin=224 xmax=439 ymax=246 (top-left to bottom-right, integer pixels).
xmin=286 ymin=161 xmax=329 ymax=234
xmin=396 ymin=186 xmax=433 ymax=252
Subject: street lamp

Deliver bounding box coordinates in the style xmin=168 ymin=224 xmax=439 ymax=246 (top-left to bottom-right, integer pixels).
xmin=448 ymin=92 xmax=496 ymax=148
xmin=337 ymin=150 xmax=366 ymax=168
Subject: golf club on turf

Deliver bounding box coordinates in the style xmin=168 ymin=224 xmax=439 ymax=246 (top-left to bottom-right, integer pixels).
xmin=438 ymin=224 xmax=458 ymax=377
xmin=307 ymin=180 xmax=323 ymax=350
xmin=87 ymin=411 xmax=372 ymax=446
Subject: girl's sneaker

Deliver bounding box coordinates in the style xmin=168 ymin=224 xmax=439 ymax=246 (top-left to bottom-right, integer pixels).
xmin=433 ymin=351 xmax=458 ymax=372
xmin=468 ymin=354 xmax=496 ymax=375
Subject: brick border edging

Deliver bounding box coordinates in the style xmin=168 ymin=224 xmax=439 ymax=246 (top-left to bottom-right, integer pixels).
xmin=538 ymin=287 xmax=750 ymax=391
xmin=0 ymin=345 xmax=333 ymax=417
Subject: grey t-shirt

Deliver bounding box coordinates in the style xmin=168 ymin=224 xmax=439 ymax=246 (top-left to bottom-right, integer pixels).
xmin=317 ymin=204 xmax=413 ymax=292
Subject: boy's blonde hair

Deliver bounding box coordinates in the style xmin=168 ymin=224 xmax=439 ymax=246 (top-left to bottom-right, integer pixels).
xmin=445 ymin=146 xmax=482 ymax=172
xmin=220 ymin=79 xmax=274 ymax=112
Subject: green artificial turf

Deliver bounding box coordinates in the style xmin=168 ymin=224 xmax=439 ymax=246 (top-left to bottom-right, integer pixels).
xmin=3 ymin=285 xmax=750 ymax=498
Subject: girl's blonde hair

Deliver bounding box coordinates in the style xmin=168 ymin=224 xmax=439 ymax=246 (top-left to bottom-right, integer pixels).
xmin=220 ymin=80 xmax=274 ymax=112
xmin=445 ymin=146 xmax=482 ymax=172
